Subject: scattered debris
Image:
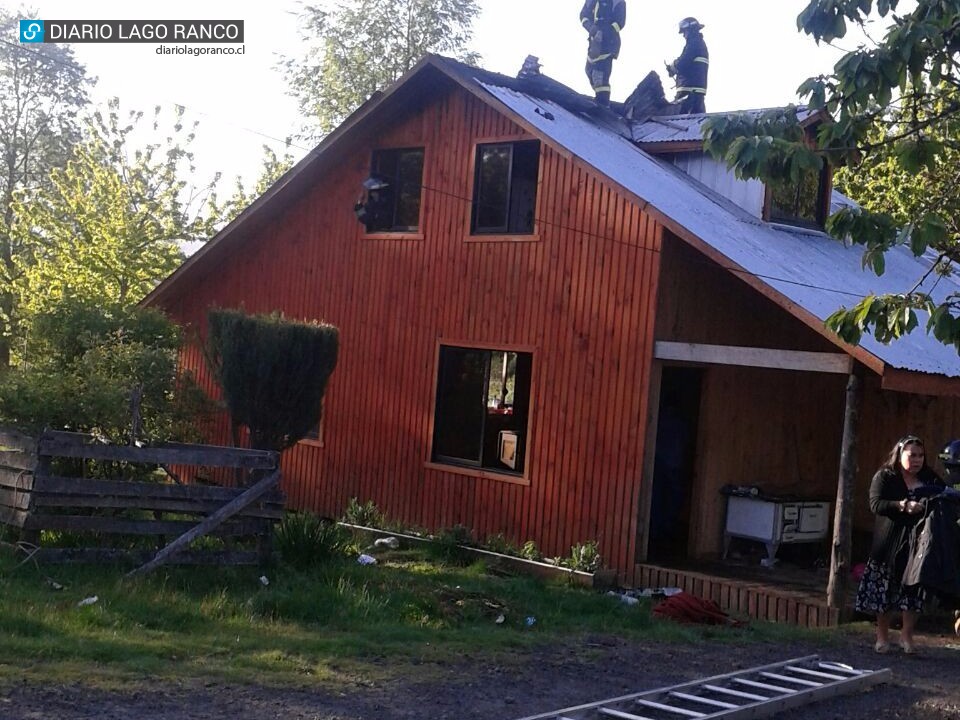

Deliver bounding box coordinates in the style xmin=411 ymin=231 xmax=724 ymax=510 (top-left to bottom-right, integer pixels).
xmin=259 ymin=575 xmax=270 ymax=586
xmin=373 ymin=536 xmax=400 ymax=550
xmin=357 ymin=554 xmax=378 ymax=565
xmin=495 ymin=614 xmax=506 ymax=624
xmin=77 ymin=596 xmax=99 ymax=608
xmin=524 ymin=616 xmax=536 ymax=627
xmin=606 ymin=591 xmax=640 ymax=606
xmin=623 ymin=71 xmax=675 ymax=120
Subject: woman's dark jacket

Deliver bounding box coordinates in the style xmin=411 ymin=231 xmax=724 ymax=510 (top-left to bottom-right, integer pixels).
xmin=868 ymin=466 xmax=942 ymax=570
xmin=902 ymin=492 xmax=960 ymax=598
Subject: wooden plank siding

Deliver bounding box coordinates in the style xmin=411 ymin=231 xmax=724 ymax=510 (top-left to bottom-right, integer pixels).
xmin=159 ymin=86 xmax=661 ymax=573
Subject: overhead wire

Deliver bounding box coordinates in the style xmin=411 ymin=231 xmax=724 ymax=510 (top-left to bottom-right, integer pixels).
xmin=413 ymin=180 xmax=877 ymax=301
xmin=0 ymin=39 xmax=922 ymax=304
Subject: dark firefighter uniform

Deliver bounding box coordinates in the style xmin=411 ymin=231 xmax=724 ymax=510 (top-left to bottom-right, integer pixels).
xmin=580 ymin=0 xmax=626 ymax=106
xmin=668 ymin=18 xmax=708 ymax=114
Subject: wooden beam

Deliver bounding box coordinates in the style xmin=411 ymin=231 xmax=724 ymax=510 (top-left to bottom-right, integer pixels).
xmin=126 ymin=468 xmax=281 ymax=578
xmin=881 ymin=367 xmax=960 ymax=398
xmin=35 ymin=548 xmax=263 ymax=566
xmin=827 ymin=368 xmax=862 ymax=615
xmin=37 ymin=431 xmax=278 ymax=470
xmin=32 ymin=474 xmax=280 ymax=503
xmin=654 ymin=342 xmax=853 ymax=374
xmin=30 ymin=494 xmax=283 ymax=519
xmin=636 ymin=360 xmax=663 ymax=563
xmin=0 ymin=430 xmax=36 ymax=453
xmin=0 ymin=450 xmax=37 ymax=471
xmin=24 ymin=514 xmax=268 ymax=537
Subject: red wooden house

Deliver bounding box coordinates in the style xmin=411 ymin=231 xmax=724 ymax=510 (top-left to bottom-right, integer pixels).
xmin=146 ymin=55 xmax=960 ymax=589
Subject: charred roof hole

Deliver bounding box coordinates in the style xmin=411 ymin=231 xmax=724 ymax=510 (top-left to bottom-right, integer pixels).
xmin=534 ymin=107 xmax=555 ymax=121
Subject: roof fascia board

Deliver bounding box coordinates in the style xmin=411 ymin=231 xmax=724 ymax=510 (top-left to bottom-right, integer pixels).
xmin=881 ymin=367 xmax=960 ymax=397
xmin=637 ymin=140 xmax=703 ymax=154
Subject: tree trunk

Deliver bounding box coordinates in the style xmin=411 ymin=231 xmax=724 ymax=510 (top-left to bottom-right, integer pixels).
xmin=827 ymin=367 xmax=862 ymax=617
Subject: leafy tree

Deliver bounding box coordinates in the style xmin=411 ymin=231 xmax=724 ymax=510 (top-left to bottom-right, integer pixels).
xmin=282 ymin=0 xmax=481 ymax=139
xmin=12 ymin=100 xmax=220 ymax=316
xmin=207 ymin=309 xmax=339 ymax=451
xmin=0 ymin=298 xmax=211 ymax=442
xmin=703 ymin=1 xmax=960 ymax=351
xmin=211 ymin=145 xmax=296 ymax=225
xmin=0 ymin=8 xmax=91 ymax=368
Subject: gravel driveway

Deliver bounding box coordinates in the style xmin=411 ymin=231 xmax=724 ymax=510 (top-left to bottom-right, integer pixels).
xmin=4 ymin=627 xmax=960 ymax=719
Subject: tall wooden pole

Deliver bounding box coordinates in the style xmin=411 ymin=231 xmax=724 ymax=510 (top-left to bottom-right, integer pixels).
xmin=827 ymin=367 xmax=862 ymax=617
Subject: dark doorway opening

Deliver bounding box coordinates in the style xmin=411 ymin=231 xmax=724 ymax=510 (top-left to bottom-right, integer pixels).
xmin=647 ymin=367 xmax=702 ymax=562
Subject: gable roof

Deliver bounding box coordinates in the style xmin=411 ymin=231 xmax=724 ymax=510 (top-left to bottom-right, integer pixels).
xmin=146 ymin=55 xmax=960 ymax=384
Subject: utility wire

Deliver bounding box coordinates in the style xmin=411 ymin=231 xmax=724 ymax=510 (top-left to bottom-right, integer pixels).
xmin=414 ymin=181 xmax=876 ymax=301
xmin=0 ymin=40 xmax=920 ymax=303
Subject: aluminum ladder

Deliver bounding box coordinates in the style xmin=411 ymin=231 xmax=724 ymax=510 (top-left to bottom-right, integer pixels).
xmin=513 ymin=655 xmax=891 ymax=720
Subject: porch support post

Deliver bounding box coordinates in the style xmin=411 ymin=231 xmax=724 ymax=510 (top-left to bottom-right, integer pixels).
xmin=827 ymin=365 xmax=862 ymax=617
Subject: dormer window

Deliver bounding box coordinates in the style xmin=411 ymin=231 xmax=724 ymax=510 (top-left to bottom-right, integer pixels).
xmin=765 ymin=162 xmax=831 ymax=230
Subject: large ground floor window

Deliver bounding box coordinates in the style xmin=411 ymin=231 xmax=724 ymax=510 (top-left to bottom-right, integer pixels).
xmin=432 ymin=345 xmax=532 ymax=474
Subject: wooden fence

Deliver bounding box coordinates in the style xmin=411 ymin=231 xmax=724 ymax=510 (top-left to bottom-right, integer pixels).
xmin=0 ymin=429 xmax=283 ymax=570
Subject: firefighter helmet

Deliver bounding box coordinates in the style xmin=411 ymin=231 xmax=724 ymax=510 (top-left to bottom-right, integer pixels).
xmin=940 ymin=439 xmax=960 ymax=468
xmin=679 ymin=17 xmax=704 ymax=33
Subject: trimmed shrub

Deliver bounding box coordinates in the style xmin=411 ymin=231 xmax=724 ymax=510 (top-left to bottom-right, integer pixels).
xmin=207 ymin=309 xmax=339 ymax=450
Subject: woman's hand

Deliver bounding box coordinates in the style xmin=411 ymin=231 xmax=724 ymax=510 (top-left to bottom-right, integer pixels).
xmin=899 ymin=499 xmax=922 ymax=515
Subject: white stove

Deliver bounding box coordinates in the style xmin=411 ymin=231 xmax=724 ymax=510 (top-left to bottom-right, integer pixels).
xmin=723 ymin=495 xmax=831 ymax=566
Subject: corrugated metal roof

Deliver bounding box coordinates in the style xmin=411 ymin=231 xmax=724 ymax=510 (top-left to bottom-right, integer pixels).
xmin=631 ymin=107 xmax=820 ymax=145
xmin=476 ymin=80 xmax=960 ymax=379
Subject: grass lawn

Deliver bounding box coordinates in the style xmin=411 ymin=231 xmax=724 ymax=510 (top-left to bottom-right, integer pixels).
xmin=0 ymin=541 xmax=830 ymax=690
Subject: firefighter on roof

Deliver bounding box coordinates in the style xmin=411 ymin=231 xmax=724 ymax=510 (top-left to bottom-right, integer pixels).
xmin=580 ymin=0 xmax=626 ymax=107
xmin=666 ymin=16 xmax=709 ymax=114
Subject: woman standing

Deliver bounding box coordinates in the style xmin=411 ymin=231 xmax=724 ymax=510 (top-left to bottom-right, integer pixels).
xmin=856 ymin=435 xmax=943 ymax=654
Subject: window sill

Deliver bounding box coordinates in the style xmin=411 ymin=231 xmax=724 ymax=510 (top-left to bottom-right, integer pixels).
xmin=361 ymin=231 xmax=425 ymax=241
xmin=424 ymin=461 xmax=529 ymax=486
xmin=465 ymin=233 xmax=540 ymax=244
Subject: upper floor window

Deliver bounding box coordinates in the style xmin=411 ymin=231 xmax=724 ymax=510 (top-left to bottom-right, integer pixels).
xmin=766 ymin=164 xmax=830 ymax=229
xmin=432 ymin=345 xmax=532 ymax=475
xmin=361 ymin=147 xmax=424 ymax=233
xmin=471 ymin=140 xmax=539 ymax=235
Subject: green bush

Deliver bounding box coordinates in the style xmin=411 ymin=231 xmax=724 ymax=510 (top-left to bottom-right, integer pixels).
xmin=0 ymin=298 xmax=212 ymax=443
xmin=427 ymin=525 xmax=473 ymax=566
xmin=520 ymin=540 xmax=542 ymax=562
xmin=207 ymin=309 xmax=339 ymax=450
xmin=341 ymin=498 xmax=384 ymax=528
xmin=275 ymin=511 xmax=350 ymax=568
xmin=567 ymin=541 xmax=603 ymax=573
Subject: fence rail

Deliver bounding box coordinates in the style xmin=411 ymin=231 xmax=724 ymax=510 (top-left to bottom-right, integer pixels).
xmin=0 ymin=429 xmax=283 ymax=571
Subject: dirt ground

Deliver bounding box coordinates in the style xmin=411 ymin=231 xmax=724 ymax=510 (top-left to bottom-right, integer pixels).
xmin=4 ymin=624 xmax=960 ymax=720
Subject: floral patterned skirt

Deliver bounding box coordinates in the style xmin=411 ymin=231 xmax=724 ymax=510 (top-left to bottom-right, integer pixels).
xmin=855 ymin=558 xmax=924 ymax=614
